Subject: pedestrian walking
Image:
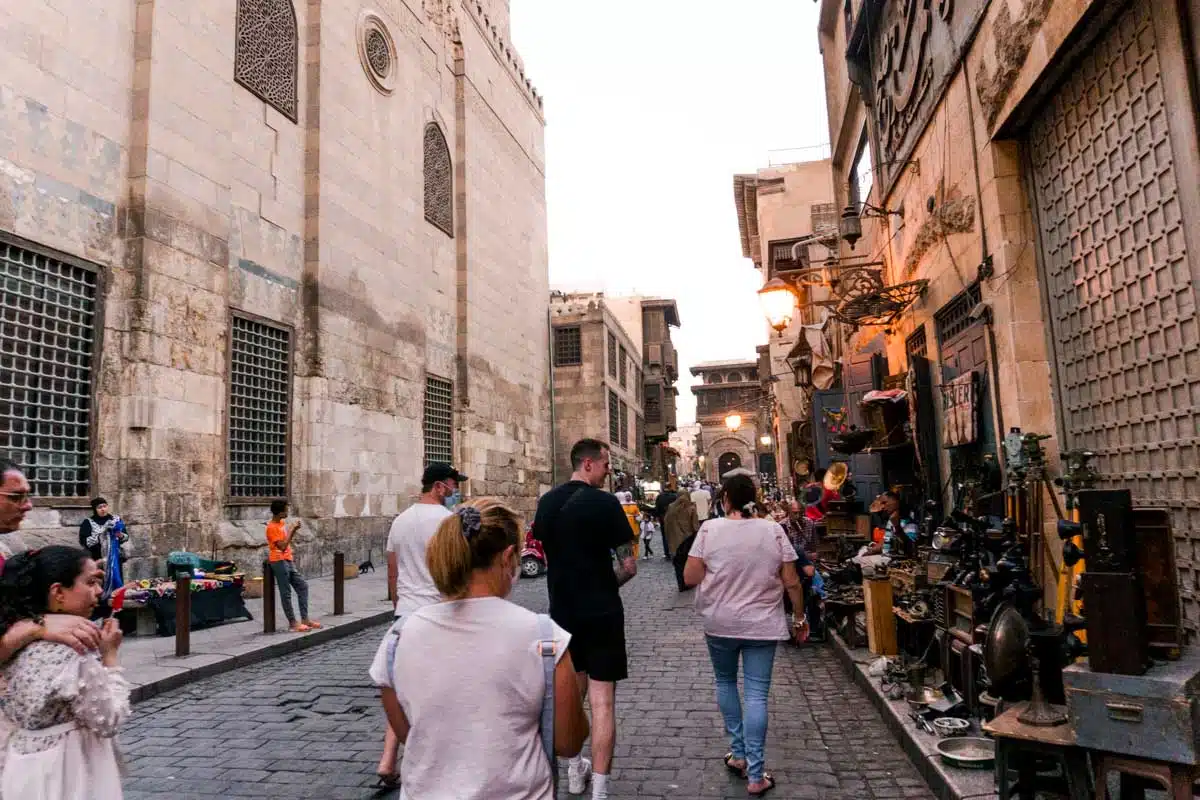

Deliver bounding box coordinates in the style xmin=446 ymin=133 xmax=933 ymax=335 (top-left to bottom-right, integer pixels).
xmin=374 ymin=462 xmax=466 ymax=789
xmin=0 ymin=546 xmax=130 ymax=799
xmin=682 ymin=474 xmax=807 ymax=797
xmin=264 ymin=500 xmax=320 ymax=633
xmin=638 ymin=513 xmax=656 ymax=560
xmin=533 ymin=438 xmax=637 ymax=800
xmin=664 ymin=489 xmax=700 ymax=592
xmin=651 ymin=484 xmax=678 ymax=559
xmin=689 ymin=482 xmax=711 ymax=521
xmin=368 ymin=499 xmax=589 ymax=799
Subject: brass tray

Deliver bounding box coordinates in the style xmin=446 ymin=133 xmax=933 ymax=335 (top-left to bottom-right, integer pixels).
xmin=935 ymin=737 xmax=995 ymax=769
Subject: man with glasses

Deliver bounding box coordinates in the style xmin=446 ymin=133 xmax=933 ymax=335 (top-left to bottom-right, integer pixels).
xmin=0 ymin=458 xmax=103 ymax=658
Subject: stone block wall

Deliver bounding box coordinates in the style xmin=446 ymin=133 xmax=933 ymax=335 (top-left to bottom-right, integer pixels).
xmin=0 ymin=0 xmax=549 ymax=576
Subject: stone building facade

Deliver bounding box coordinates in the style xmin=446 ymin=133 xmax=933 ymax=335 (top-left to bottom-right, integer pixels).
xmin=733 ymin=159 xmax=836 ymax=494
xmin=817 ymin=0 xmax=1200 ymax=625
xmin=549 ymin=292 xmax=643 ymax=483
xmin=692 ymin=360 xmax=766 ymax=484
xmin=0 ymin=0 xmax=550 ymax=576
xmin=669 ymin=423 xmax=701 ymax=478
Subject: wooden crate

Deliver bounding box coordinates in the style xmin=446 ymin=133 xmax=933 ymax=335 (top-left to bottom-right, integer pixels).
xmin=863 ymin=577 xmax=898 ymax=655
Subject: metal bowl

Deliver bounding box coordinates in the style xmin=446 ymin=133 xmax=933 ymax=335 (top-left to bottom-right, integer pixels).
xmin=905 ymin=686 xmax=945 ymax=707
xmin=935 ymin=737 xmax=995 ymax=769
xmin=932 ymin=717 xmax=970 ymax=737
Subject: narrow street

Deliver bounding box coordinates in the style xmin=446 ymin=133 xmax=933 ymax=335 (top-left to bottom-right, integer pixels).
xmin=121 ymin=560 xmax=932 ymax=799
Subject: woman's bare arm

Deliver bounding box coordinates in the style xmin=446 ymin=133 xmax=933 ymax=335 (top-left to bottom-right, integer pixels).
xmin=682 ymin=555 xmax=705 ymax=587
xmin=380 ymin=688 xmax=410 ymax=743
xmin=554 ymin=652 xmax=589 ymax=757
xmin=780 ymin=562 xmax=806 ymax=615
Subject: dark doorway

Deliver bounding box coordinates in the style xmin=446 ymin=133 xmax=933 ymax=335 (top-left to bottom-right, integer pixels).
xmin=718 ymin=452 xmax=742 ymax=477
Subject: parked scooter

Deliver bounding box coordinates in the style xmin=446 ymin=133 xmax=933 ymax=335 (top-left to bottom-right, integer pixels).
xmin=520 ymin=526 xmax=547 ymax=578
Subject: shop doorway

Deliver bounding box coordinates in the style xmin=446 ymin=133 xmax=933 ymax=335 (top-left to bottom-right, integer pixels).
xmin=1026 ymin=0 xmax=1200 ymax=629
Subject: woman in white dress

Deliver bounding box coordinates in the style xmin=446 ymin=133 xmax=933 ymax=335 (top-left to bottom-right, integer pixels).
xmin=0 ymin=545 xmax=130 ymax=799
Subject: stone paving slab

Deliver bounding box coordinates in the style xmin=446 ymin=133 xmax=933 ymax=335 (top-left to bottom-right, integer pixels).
xmin=121 ymin=569 xmax=395 ymax=702
xmin=121 ymin=558 xmax=935 ymax=799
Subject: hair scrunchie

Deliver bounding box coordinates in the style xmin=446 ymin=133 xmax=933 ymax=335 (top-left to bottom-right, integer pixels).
xmin=457 ymin=506 xmax=482 ymax=540
xmin=743 ymin=501 xmax=757 ymax=515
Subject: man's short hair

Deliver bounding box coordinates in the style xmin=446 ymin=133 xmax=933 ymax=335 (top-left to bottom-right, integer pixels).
xmin=570 ymin=438 xmax=609 ymax=469
xmin=270 ymin=499 xmax=288 ymax=515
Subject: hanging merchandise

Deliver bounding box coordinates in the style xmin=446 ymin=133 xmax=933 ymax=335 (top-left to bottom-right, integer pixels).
xmin=941 ymin=371 xmax=978 ymax=448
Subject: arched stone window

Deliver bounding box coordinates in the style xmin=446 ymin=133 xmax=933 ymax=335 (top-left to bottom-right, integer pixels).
xmin=424 ymin=124 xmax=454 ymax=236
xmin=708 ymin=374 xmax=723 ymax=384
xmin=234 ymin=0 xmax=299 ymax=121
xmin=728 ymin=371 xmax=743 ymax=383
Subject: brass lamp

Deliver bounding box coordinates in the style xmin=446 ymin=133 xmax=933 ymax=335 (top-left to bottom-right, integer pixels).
xmin=758 ymin=277 xmax=797 ymax=333
xmin=724 ymin=414 xmax=742 ymax=432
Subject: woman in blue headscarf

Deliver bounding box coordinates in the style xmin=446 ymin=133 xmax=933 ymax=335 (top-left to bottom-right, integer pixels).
xmin=78 ymin=498 xmax=129 ymax=603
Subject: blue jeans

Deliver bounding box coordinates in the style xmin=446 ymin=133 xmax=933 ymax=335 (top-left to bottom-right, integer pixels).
xmin=705 ymin=636 xmax=777 ymax=782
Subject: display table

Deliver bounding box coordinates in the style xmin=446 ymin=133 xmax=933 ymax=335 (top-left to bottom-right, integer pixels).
xmin=117 ymin=577 xmax=252 ymax=637
xmin=983 ymin=702 xmax=1090 ymax=800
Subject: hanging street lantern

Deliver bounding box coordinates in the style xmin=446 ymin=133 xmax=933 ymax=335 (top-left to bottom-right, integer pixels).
xmin=724 ymin=413 xmax=742 ymax=432
xmin=758 ymin=277 xmax=797 ymax=333
xmin=760 ymin=434 xmax=773 ymax=447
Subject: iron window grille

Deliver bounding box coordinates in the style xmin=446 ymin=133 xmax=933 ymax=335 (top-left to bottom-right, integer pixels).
xmin=608 ymin=390 xmax=620 ymax=444
xmin=424 ymin=375 xmax=454 ymax=467
xmin=619 ymin=400 xmax=629 ymax=449
xmin=424 ymin=124 xmax=454 ymax=237
xmin=935 ymin=284 xmax=982 ymax=345
xmin=0 ymin=239 xmax=97 ymax=498
xmin=228 ymin=315 xmax=292 ymax=499
xmin=553 ymin=326 xmax=581 ymax=367
xmin=607 ymin=332 xmax=617 ymax=377
xmin=907 ymin=325 xmax=928 ymax=359
xmin=619 ymin=345 xmax=627 ymax=388
xmin=234 ymin=0 xmax=299 ymax=121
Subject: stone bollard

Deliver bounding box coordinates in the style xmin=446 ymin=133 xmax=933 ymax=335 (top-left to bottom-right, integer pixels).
xmin=334 ymin=552 xmax=345 ymax=616
xmin=175 ymin=574 xmax=191 ymax=657
xmin=262 ymin=560 xmax=276 ymax=634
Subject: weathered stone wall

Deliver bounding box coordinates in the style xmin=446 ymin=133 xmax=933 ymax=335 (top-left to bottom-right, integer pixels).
xmin=0 ymin=0 xmax=548 ymax=576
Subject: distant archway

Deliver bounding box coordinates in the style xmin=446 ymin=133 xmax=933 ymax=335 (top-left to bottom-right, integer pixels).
xmin=718 ymin=451 xmax=742 ymax=477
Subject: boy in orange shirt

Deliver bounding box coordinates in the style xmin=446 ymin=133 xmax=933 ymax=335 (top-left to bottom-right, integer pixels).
xmin=266 ymin=499 xmax=320 ymax=632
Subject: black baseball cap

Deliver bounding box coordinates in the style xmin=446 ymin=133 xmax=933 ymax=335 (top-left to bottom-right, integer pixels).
xmin=422 ymin=463 xmax=468 ymax=484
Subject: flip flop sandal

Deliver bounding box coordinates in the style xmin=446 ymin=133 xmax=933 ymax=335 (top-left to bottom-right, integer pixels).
xmin=723 ymin=753 xmax=747 ymax=778
xmin=373 ymin=773 xmax=401 ymax=790
xmin=748 ymin=773 xmax=775 ymax=797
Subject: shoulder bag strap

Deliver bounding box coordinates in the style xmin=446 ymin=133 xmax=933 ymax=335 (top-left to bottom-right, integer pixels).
xmin=537 ymin=613 xmax=558 ymax=788
xmin=385 ymin=614 xmax=408 ymax=679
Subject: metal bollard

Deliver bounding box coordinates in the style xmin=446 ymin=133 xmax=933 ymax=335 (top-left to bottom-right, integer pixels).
xmin=333 ymin=552 xmax=345 ymax=616
xmin=262 ymin=560 xmax=276 ymax=634
xmin=175 ymin=574 xmax=191 ymax=657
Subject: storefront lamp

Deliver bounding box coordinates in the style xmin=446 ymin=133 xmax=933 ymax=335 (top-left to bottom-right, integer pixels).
xmin=760 ymin=434 xmax=773 ymax=447
xmin=724 ymin=413 xmax=742 ymax=432
xmin=758 ymin=277 xmax=797 ymax=333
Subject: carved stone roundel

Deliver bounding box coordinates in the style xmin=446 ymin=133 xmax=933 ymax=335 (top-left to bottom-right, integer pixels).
xmin=357 ymin=12 xmax=397 ymax=94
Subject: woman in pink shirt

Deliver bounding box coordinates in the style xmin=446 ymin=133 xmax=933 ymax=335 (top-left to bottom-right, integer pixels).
xmin=682 ymin=474 xmax=806 ymax=797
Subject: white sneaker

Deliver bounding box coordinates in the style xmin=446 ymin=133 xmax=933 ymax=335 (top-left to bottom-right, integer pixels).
xmin=567 ymin=757 xmax=592 ymax=794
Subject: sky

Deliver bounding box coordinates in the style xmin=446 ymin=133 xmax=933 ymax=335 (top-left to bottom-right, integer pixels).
xmin=510 ymin=0 xmax=830 ymax=424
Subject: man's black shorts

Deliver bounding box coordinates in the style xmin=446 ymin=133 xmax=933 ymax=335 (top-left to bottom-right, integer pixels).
xmin=559 ymin=613 xmax=628 ymax=682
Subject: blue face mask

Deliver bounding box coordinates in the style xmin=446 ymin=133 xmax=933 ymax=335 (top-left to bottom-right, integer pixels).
xmin=443 ymin=490 xmax=462 ymax=509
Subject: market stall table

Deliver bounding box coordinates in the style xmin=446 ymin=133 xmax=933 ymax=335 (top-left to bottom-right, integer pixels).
xmin=116 ymin=576 xmax=252 ymax=637
xmin=983 ymin=702 xmax=1091 ymax=800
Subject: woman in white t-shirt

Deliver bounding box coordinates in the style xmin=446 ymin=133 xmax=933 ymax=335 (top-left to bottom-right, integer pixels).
xmin=368 ymin=498 xmax=589 ymax=800
xmin=682 ymin=474 xmax=806 ymax=797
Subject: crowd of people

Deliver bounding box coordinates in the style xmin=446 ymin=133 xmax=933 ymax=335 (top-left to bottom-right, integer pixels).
xmin=0 ymin=442 xmax=840 ymax=799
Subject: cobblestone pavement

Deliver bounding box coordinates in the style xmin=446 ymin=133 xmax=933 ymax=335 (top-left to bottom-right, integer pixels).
xmin=121 ymin=558 xmax=932 ymax=799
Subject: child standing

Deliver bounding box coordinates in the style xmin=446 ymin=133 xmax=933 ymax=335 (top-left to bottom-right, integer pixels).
xmin=266 ymin=500 xmax=321 ymax=633
xmin=639 ymin=513 xmax=656 ymax=560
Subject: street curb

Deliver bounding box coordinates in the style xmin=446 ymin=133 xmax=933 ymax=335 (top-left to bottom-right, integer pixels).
xmin=130 ymin=609 xmax=395 ymax=704
xmin=827 ymin=632 xmax=967 ymax=800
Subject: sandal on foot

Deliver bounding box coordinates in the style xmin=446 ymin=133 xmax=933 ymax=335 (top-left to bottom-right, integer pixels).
xmin=303 ymin=619 xmax=322 ymax=629
xmin=723 ymin=753 xmax=747 ymax=777
xmin=289 ymin=623 xmax=311 ymax=633
xmin=373 ymin=772 xmax=400 ymax=789
xmin=748 ymin=773 xmax=775 ymax=796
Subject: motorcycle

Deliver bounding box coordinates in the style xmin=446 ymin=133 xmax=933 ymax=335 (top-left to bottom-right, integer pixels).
xmin=520 ymin=527 xmax=547 ymax=578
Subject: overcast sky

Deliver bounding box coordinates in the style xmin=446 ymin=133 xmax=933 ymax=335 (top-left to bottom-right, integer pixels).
xmin=510 ymin=1 xmax=829 ymax=424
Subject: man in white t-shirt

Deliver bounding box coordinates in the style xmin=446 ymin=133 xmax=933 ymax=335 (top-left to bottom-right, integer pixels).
xmin=374 ymin=462 xmax=466 ymax=789
xmin=690 ymin=483 xmax=711 ymax=521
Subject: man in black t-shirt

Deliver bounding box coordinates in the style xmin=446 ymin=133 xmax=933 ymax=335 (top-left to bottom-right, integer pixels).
xmin=534 ymin=438 xmax=636 ymax=800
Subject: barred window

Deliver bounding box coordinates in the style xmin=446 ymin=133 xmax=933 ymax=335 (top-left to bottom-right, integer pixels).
xmin=553 ymin=326 xmax=581 ymax=367
xmin=228 ymin=316 xmax=291 ymax=498
xmin=608 ymin=390 xmax=619 ymax=444
xmin=424 ymin=375 xmax=453 ymax=466
xmin=234 ymin=0 xmax=299 ymax=121
xmin=645 ymin=383 xmax=662 ymax=424
xmin=619 ymin=401 xmax=628 ymax=449
xmin=0 ymin=239 xmax=97 ymax=498
xmin=618 ymin=345 xmax=627 ymax=388
xmin=424 ymin=124 xmax=454 ymax=237
xmin=906 ymin=325 xmax=928 ymax=359
xmin=935 ymin=284 xmax=982 ymax=345
xmin=607 ymin=332 xmax=616 ymax=377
